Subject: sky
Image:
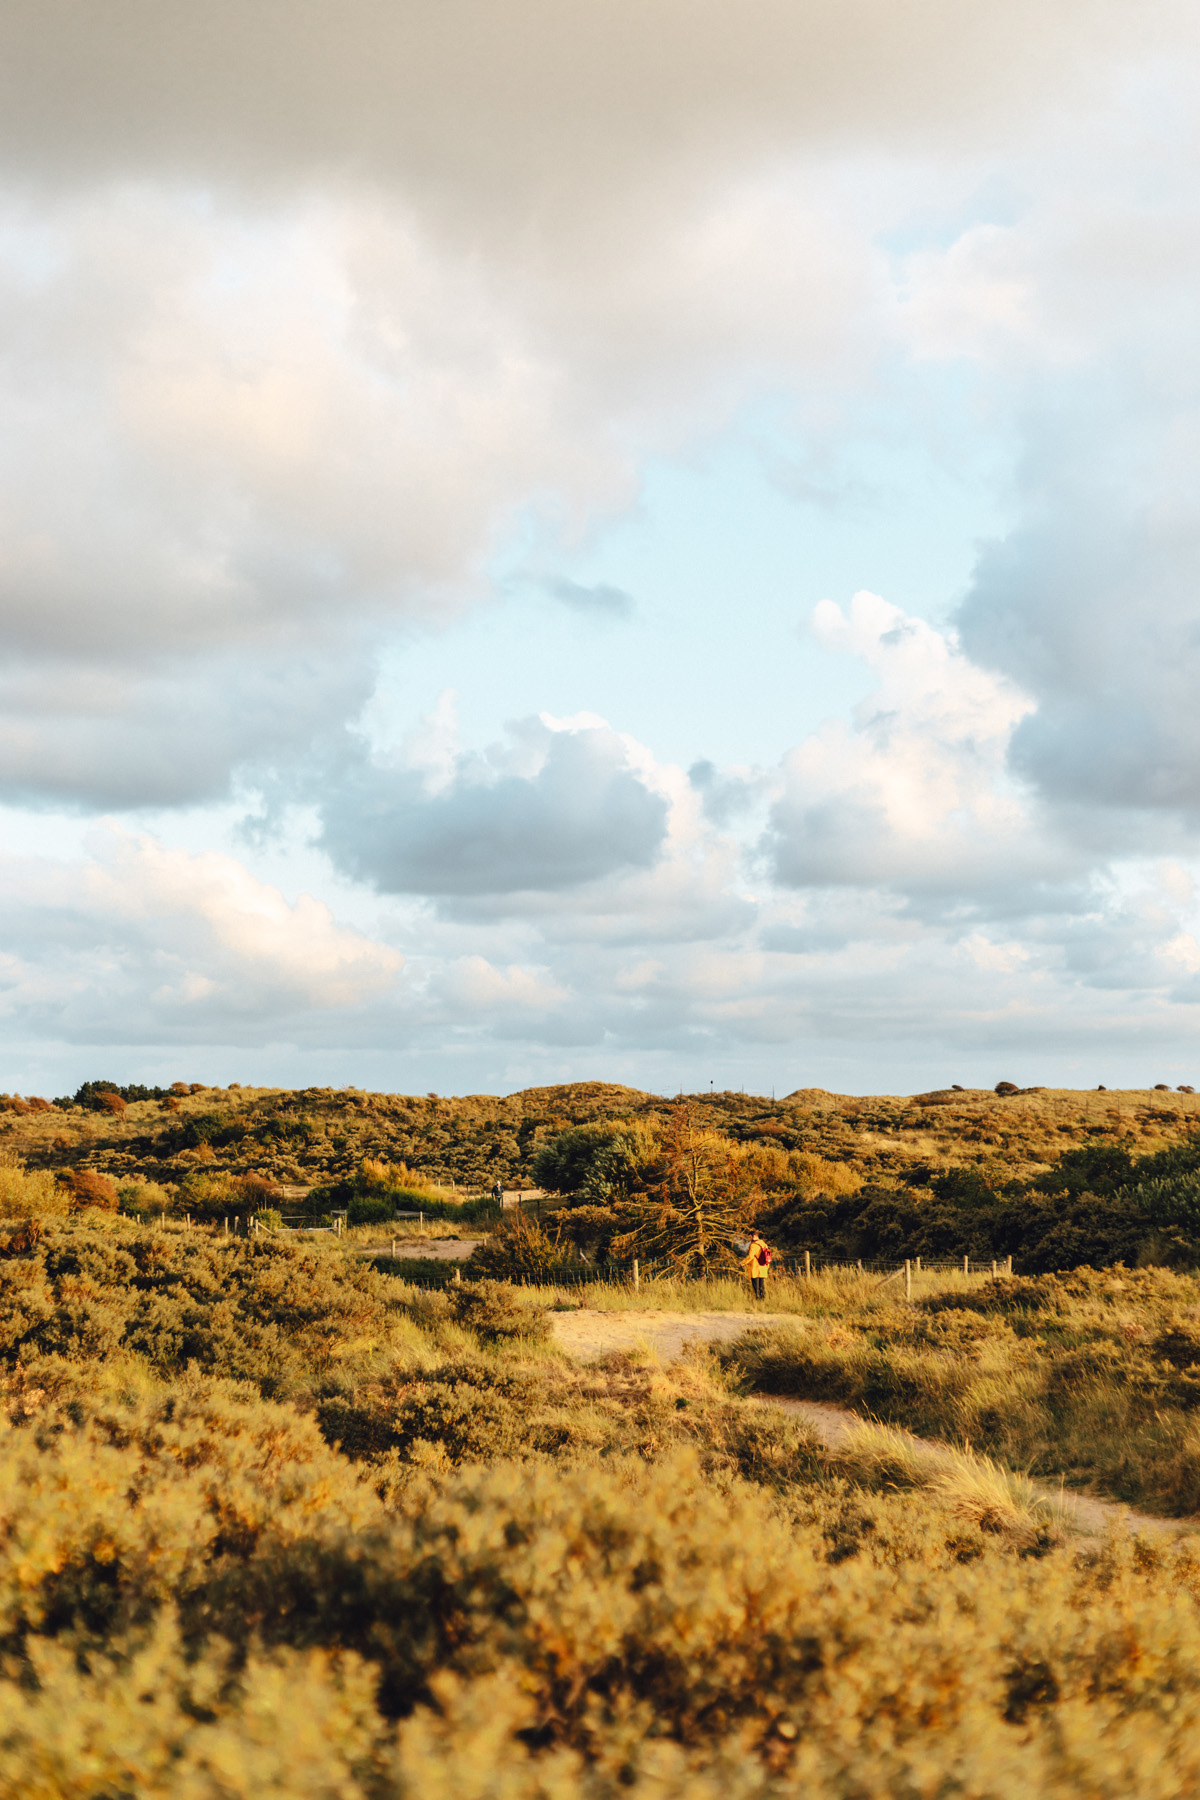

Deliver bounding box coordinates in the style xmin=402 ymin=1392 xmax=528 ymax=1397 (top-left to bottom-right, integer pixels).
xmin=2 ymin=0 xmax=1200 ymax=1099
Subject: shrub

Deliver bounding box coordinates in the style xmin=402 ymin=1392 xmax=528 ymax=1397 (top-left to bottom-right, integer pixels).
xmin=237 ymin=1172 xmax=282 ymax=1209
xmin=176 ymin=1171 xmax=239 ymax=1221
xmin=253 ymin=1208 xmax=284 ymax=1232
xmin=0 ymin=1158 xmax=68 ymax=1219
xmin=116 ymin=1179 xmax=173 ymax=1217
xmin=466 ymin=1210 xmax=577 ymax=1279
xmin=532 ymin=1120 xmax=654 ymax=1205
xmin=348 ymin=1193 xmax=397 ymax=1226
xmin=59 ymin=1167 xmax=120 ymax=1211
xmin=0 ymin=1224 xmax=408 ymax=1396
xmin=447 ymin=1278 xmax=550 ymax=1344
xmin=1130 ymin=1173 xmax=1200 ymax=1228
xmin=553 ymin=1204 xmax=625 ymax=1261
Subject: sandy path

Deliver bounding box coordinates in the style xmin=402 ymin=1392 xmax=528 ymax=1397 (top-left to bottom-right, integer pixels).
xmin=549 ymin=1308 xmax=796 ymax=1363
xmin=549 ymin=1308 xmax=1199 ymax=1542
xmin=370 ymin=1237 xmax=484 ymax=1261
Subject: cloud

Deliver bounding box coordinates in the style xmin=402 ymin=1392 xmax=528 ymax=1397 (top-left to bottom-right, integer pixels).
xmin=0 ymin=827 xmax=402 ymax=1046
xmin=318 ymin=715 xmax=670 ymax=898
xmin=764 ymin=592 xmax=1066 ymax=907
xmin=0 ymin=170 xmax=881 ymax=804
xmin=900 ymin=93 xmax=1200 ymax=844
xmin=959 ymin=465 xmax=1200 ymax=826
xmin=0 ymin=2 xmax=1160 ymax=200
xmin=0 ymin=1 xmax=1182 ymax=810
xmin=2 ymin=0 xmax=1200 ymax=1094
xmin=545 ymin=578 xmax=634 ymax=620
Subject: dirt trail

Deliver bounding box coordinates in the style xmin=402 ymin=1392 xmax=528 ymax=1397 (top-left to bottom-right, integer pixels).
xmin=367 ymin=1237 xmax=483 ymax=1261
xmin=549 ymin=1307 xmax=795 ymax=1363
xmin=549 ymin=1308 xmax=1200 ymax=1543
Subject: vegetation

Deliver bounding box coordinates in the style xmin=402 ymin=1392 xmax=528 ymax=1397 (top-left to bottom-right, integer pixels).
xmin=3 ymin=1082 xmax=1200 ymax=1786
xmin=0 ymin=1215 xmax=1194 ymax=1793
xmin=715 ymin=1262 xmax=1200 ymax=1516
xmin=3 ymin=1074 xmax=1196 ymax=1208
xmin=760 ymin=1132 xmax=1200 ymax=1272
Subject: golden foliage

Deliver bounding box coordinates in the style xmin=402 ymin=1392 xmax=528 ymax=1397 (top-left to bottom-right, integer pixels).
xmin=0 ymin=1157 xmax=68 ymax=1220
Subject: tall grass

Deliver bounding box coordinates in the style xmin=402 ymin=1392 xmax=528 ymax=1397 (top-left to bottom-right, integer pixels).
xmin=719 ymin=1265 xmax=1200 ymax=1516
xmin=520 ymin=1265 xmax=1000 ymax=1315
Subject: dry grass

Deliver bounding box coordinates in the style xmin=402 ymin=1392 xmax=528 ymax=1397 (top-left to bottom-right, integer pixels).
xmin=340 ymin=1220 xmax=472 ymax=1247
xmin=522 ymin=1265 xmax=1005 ymax=1316
xmin=717 ymin=1265 xmax=1200 ymax=1516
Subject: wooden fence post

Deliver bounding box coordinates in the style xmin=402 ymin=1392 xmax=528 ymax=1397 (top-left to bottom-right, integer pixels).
xmin=804 ymin=1250 xmax=811 ymax=1279
xmin=391 ymin=1237 xmax=396 ymax=1261
xmin=963 ymin=1255 xmax=969 ymax=1276
xmin=633 ymin=1258 xmax=640 ymax=1291
xmin=453 ymin=1265 xmax=461 ymax=1284
xmin=1006 ymin=1254 xmax=1013 ymax=1274
xmin=991 ymin=1260 xmax=997 ymax=1279
xmin=904 ymin=1259 xmax=912 ymax=1301
xmin=915 ymin=1256 xmax=921 ymax=1274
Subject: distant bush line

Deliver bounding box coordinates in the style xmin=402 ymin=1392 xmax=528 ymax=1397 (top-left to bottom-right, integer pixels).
xmin=763 ymin=1140 xmax=1200 ymax=1273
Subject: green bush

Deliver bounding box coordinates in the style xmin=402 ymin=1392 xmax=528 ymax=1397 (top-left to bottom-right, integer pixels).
xmin=347 ymin=1192 xmax=397 ymax=1226
xmin=117 ymin=1178 xmax=174 ymax=1218
xmin=532 ymin=1120 xmax=653 ymax=1204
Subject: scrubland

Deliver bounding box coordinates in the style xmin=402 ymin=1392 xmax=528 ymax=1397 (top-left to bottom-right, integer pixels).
xmin=7 ymin=1075 xmax=1200 ymax=1210
xmin=0 ymin=1215 xmax=1197 ymax=1796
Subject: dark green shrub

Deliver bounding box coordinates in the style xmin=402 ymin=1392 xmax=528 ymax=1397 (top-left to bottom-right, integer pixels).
xmin=1130 ymin=1173 xmax=1200 ymax=1228
xmin=347 ymin=1193 xmax=396 ymax=1226
xmin=531 ymin=1120 xmax=651 ymax=1204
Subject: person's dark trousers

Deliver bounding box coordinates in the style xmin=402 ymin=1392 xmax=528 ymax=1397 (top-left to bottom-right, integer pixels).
xmin=752 ymin=1277 xmax=765 ymax=1300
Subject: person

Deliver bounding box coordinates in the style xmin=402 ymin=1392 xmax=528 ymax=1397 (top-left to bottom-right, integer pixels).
xmin=491 ymin=1179 xmax=504 ymax=1207
xmin=744 ymin=1231 xmax=772 ymax=1301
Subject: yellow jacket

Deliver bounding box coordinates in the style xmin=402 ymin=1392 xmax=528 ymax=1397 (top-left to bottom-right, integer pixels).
xmin=744 ymin=1238 xmax=771 ymax=1277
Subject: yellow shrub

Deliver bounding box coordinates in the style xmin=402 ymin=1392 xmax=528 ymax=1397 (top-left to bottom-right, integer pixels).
xmin=789 ymin=1150 xmax=862 ymax=1197
xmin=0 ymin=1157 xmax=68 ymax=1220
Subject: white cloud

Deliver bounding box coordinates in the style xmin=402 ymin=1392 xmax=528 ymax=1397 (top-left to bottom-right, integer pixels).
xmin=767 ymin=592 xmax=1053 ymax=902
xmin=0 ymin=828 xmax=402 ymax=1043
xmin=959 ymin=933 xmax=1031 ymax=974
xmin=0 ymin=1 xmax=1183 ymax=809
xmin=2 ymin=0 xmax=1200 ymax=1090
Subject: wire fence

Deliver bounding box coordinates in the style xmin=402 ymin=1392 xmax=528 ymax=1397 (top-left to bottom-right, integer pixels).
xmin=374 ymin=1251 xmax=1017 ymax=1291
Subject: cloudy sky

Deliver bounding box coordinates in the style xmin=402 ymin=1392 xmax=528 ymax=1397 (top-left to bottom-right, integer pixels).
xmin=2 ymin=0 xmax=1199 ymax=1097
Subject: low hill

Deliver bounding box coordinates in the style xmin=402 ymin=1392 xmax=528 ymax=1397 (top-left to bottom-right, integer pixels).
xmin=0 ymin=1077 xmax=1196 ymax=1199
